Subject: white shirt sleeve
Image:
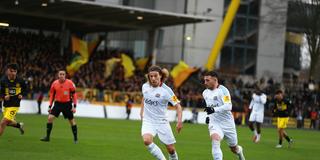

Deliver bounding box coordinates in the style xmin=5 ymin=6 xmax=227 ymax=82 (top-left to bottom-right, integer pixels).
xmin=164 ymin=84 xmax=180 ymax=106
xmin=214 ymin=86 xmax=232 ymax=112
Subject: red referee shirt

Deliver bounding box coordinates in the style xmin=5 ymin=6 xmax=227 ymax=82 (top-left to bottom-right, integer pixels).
xmin=49 ymin=79 xmax=77 ymax=106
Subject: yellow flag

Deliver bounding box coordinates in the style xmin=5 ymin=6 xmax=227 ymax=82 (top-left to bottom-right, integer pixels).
xmin=67 ymin=36 xmax=100 ymax=76
xmin=104 ymin=58 xmax=121 ymax=78
xmin=170 ymin=61 xmax=198 ymax=88
xmin=136 ymin=57 xmax=149 ymax=71
xmin=121 ymin=54 xmax=135 ymax=78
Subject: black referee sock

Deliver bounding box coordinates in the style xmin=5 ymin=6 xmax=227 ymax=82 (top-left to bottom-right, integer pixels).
xmin=71 ymin=125 xmax=78 ymax=141
xmin=46 ymin=123 xmax=53 ymax=138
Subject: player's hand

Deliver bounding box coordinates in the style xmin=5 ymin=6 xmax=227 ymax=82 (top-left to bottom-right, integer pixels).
xmin=176 ymin=121 xmax=183 ymax=133
xmin=48 ymin=105 xmax=52 ymax=113
xmin=205 ymin=117 xmax=210 ymax=124
xmin=18 ymin=94 xmax=23 ymax=99
xmin=71 ymin=104 xmax=76 ymax=113
xmin=4 ymin=95 xmax=10 ymax=100
xmin=204 ymin=107 xmax=215 ymax=114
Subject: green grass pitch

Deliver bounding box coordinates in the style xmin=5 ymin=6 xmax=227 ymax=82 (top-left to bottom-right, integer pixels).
xmin=0 ymin=114 xmax=319 ymax=160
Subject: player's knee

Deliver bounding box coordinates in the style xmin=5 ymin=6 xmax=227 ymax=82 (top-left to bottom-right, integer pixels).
xmin=143 ymin=135 xmax=153 ymax=146
xmin=211 ymin=134 xmax=221 ymax=141
xmin=48 ymin=116 xmax=54 ymax=123
xmin=230 ymin=146 xmax=237 ymax=154
xmin=166 ymin=144 xmax=176 ymax=154
xmin=2 ymin=118 xmax=11 ymax=125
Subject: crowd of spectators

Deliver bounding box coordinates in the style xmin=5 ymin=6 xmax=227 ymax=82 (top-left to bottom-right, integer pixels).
xmin=1 ymin=28 xmax=320 ymax=129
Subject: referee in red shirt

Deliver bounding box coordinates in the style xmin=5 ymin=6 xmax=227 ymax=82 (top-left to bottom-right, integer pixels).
xmin=40 ymin=70 xmax=78 ymax=143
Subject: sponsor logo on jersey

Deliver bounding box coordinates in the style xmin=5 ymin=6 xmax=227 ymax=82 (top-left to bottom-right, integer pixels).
xmin=145 ymin=98 xmax=159 ymax=106
xmin=155 ymin=93 xmax=160 ymax=98
xmin=208 ymin=103 xmax=219 ymax=108
xmin=213 ymin=96 xmax=218 ymax=101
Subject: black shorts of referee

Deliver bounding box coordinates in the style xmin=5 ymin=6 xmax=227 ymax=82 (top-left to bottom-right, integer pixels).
xmin=51 ymin=101 xmax=74 ymax=120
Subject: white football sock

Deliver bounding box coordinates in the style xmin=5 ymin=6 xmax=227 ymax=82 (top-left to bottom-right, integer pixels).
xmin=212 ymin=140 xmax=223 ymax=160
xmin=147 ymin=143 xmax=166 ymax=160
xmin=253 ymin=130 xmax=257 ymax=136
xmin=169 ymin=151 xmax=178 ymax=160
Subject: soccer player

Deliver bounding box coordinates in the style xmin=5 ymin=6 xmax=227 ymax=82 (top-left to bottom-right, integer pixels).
xmin=248 ymin=86 xmax=267 ymax=143
xmin=140 ymin=65 xmax=183 ymax=160
xmin=0 ymin=63 xmax=26 ymax=136
xmin=202 ymin=71 xmax=245 ymax=160
xmin=273 ymin=90 xmax=293 ymax=148
xmin=40 ymin=70 xmax=78 ymax=143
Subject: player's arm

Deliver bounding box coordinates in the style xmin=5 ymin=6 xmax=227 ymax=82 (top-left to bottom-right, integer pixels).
xmin=260 ymin=94 xmax=267 ymax=104
xmin=0 ymin=80 xmax=4 ymax=99
xmin=175 ymin=103 xmax=183 ymax=133
xmin=18 ymin=79 xmax=27 ymax=99
xmin=249 ymin=99 xmax=254 ymax=110
xmin=48 ymin=82 xmax=55 ymax=109
xmin=70 ymin=81 xmax=77 ymax=112
xmin=213 ymin=88 xmax=232 ymax=112
xmin=140 ymin=98 xmax=144 ymax=120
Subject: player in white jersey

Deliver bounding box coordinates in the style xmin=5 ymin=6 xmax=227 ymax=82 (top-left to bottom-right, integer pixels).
xmin=202 ymin=71 xmax=245 ymax=160
xmin=140 ymin=66 xmax=183 ymax=160
xmin=248 ymin=87 xmax=267 ymax=143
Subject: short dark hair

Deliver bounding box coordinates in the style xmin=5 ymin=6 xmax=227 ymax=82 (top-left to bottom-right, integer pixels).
xmin=203 ymin=71 xmax=219 ymax=79
xmin=6 ymin=63 xmax=18 ymax=71
xmin=275 ymin=89 xmax=283 ymax=94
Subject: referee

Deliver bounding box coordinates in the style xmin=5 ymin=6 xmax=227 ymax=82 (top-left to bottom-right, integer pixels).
xmin=40 ymin=70 xmax=78 ymax=143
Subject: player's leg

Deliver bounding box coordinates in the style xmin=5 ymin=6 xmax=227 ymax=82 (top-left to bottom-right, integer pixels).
xmin=7 ymin=120 xmax=24 ymax=135
xmin=224 ymin=127 xmax=245 ymax=160
xmin=68 ymin=118 xmax=78 ymax=143
xmin=276 ymin=128 xmax=283 ymax=148
xmin=63 ymin=103 xmax=78 ymax=143
xmin=209 ymin=123 xmax=224 ymax=160
xmin=165 ymin=144 xmax=178 ymax=160
xmin=41 ymin=104 xmax=60 ymax=142
xmin=211 ymin=133 xmax=223 ymax=160
xmin=248 ymin=113 xmax=257 ymax=142
xmin=158 ymin=123 xmax=178 ymax=160
xmin=255 ymin=122 xmax=261 ymax=142
xmin=0 ymin=107 xmax=23 ymax=135
xmin=283 ymin=129 xmax=293 ymax=147
xmin=40 ymin=114 xmax=55 ymax=141
xmin=142 ymin=122 xmax=166 ymax=160
xmin=0 ymin=118 xmax=10 ymax=136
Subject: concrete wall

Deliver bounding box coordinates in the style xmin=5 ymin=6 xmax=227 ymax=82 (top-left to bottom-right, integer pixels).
xmin=256 ymin=0 xmax=289 ymax=80
xmin=155 ymin=0 xmax=224 ymax=68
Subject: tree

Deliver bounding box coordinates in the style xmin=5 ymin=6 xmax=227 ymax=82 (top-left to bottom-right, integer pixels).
xmin=288 ymin=0 xmax=320 ymax=79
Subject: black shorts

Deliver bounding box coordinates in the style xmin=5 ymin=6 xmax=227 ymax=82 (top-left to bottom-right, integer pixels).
xmin=51 ymin=101 xmax=74 ymax=120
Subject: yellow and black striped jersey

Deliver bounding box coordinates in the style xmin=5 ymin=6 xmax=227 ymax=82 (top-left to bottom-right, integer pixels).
xmin=0 ymin=76 xmax=27 ymax=107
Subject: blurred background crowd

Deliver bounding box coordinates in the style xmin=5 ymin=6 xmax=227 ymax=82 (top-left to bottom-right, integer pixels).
xmin=1 ymin=28 xmax=319 ymax=129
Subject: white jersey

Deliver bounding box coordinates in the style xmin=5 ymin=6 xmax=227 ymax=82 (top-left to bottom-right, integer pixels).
xmin=202 ymin=85 xmax=234 ymax=127
xmin=142 ymin=83 xmax=180 ymax=124
xmin=249 ymin=93 xmax=267 ymax=113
